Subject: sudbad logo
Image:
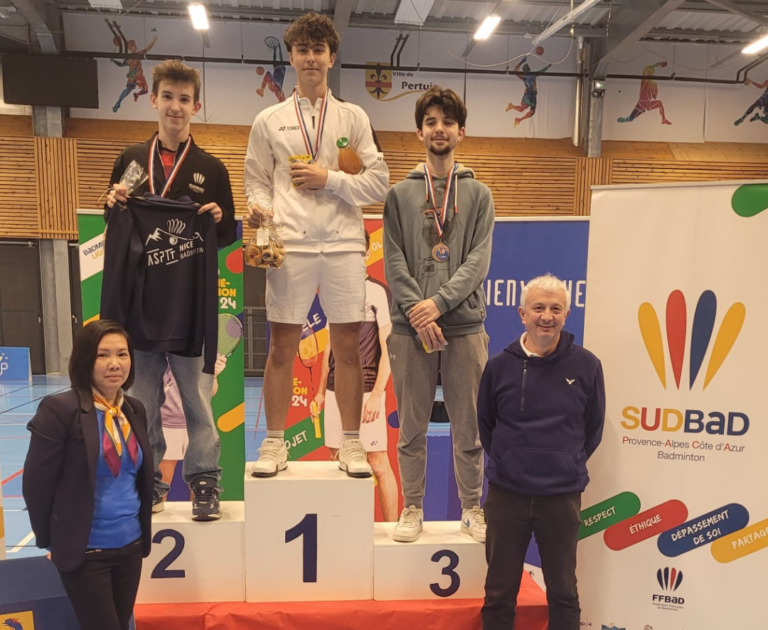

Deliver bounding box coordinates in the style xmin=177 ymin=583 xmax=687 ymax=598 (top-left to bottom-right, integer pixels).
xmin=656 ymin=566 xmax=683 ymax=591
xmin=638 ymin=290 xmax=744 ymax=391
xmin=622 ymin=290 xmax=749 ymax=437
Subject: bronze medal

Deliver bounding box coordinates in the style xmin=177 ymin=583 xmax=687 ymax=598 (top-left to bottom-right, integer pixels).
xmin=432 ymin=242 xmax=450 ymax=262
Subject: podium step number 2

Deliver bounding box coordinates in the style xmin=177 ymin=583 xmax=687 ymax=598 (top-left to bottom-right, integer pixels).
xmin=136 ymin=502 xmax=245 ymax=604
xmin=245 ymin=461 xmax=374 ymax=602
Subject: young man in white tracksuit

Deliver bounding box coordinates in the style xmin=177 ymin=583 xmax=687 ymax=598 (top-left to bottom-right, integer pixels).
xmin=245 ymin=12 xmax=389 ymax=478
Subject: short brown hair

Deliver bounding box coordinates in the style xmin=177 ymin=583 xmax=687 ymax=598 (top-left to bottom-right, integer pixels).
xmin=69 ymin=320 xmax=136 ymax=392
xmin=284 ymin=13 xmax=340 ymax=55
xmin=415 ymin=86 xmax=467 ymax=129
xmin=152 ymin=59 xmax=202 ymax=102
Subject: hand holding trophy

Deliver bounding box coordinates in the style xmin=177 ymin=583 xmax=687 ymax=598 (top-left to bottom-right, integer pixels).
xmin=245 ymin=193 xmax=285 ymax=269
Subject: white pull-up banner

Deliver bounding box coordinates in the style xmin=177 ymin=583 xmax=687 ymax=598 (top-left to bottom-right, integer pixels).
xmin=579 ymin=180 xmax=768 ymax=630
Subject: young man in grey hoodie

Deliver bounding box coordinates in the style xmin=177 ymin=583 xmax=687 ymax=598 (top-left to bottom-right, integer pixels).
xmin=383 ymin=86 xmax=495 ymax=542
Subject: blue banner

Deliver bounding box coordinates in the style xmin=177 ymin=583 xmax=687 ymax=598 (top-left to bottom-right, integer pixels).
xmin=0 ymin=348 xmax=31 ymax=382
xmin=484 ymin=219 xmax=589 ymax=355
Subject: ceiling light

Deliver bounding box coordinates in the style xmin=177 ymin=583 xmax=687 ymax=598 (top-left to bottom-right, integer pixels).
xmin=474 ymin=15 xmax=501 ymax=41
xmin=743 ymin=34 xmax=768 ymax=55
xmin=188 ymin=4 xmax=209 ymax=31
xmin=87 ymin=0 xmax=123 ymax=9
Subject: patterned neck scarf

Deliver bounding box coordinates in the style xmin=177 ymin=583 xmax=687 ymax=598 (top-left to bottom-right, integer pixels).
xmin=92 ymin=389 xmax=139 ymax=477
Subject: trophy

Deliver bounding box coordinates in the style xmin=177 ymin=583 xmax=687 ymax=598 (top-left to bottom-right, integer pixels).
xmin=336 ymin=137 xmax=362 ymax=175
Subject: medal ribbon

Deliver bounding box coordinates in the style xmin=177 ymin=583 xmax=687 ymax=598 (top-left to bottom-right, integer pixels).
xmin=293 ymin=89 xmax=329 ymax=162
xmin=148 ymin=134 xmax=193 ymax=197
xmin=423 ymin=163 xmax=459 ymax=240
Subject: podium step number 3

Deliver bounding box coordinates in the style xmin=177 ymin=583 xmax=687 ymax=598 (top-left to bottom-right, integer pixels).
xmin=373 ymin=522 xmax=488 ymax=601
xmin=245 ymin=461 xmax=374 ymax=602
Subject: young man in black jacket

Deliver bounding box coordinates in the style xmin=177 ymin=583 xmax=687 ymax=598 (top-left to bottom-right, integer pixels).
xmin=105 ymin=60 xmax=236 ymax=521
xmin=478 ymin=273 xmax=605 ymax=630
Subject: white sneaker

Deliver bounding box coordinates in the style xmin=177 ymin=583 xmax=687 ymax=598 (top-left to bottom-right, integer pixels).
xmin=338 ymin=437 xmax=372 ymax=478
xmin=461 ymin=506 xmax=487 ymax=543
xmin=250 ymin=437 xmax=288 ymax=477
xmin=393 ymin=505 xmax=424 ymax=542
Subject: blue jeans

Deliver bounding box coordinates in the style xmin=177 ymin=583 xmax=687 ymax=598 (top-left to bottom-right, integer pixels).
xmin=131 ymin=350 xmax=221 ymax=494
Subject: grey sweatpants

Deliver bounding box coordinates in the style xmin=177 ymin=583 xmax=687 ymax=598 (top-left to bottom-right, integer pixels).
xmin=388 ymin=331 xmax=488 ymax=510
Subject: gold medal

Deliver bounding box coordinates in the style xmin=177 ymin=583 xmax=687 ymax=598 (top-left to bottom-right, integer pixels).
xmin=432 ymin=242 xmax=450 ymax=262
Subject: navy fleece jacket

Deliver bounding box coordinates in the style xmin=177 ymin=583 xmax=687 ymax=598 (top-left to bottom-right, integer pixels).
xmin=478 ymin=331 xmax=605 ymax=495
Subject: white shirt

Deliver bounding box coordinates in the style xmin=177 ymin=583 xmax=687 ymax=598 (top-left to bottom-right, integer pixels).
xmin=520 ymin=333 xmax=542 ymax=358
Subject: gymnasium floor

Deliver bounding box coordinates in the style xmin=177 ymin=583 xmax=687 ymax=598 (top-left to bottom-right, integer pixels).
xmin=0 ymin=376 xmax=270 ymax=558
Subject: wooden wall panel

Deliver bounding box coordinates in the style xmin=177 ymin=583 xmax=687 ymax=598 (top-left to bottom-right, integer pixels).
xmin=574 ymin=158 xmax=613 ymax=216
xmin=0 ymin=137 xmax=40 ymax=238
xmin=75 ymin=139 xmax=130 ymax=210
xmin=611 ymin=160 xmax=768 ymax=184
xmin=5 ymin=114 xmax=768 ymax=240
xmin=0 ymin=115 xmax=33 ymax=137
xmin=36 ymin=137 xmax=80 ymax=239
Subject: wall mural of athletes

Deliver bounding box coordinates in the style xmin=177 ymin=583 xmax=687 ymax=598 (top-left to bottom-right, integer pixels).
xmin=63 ymin=13 xmax=768 ymax=142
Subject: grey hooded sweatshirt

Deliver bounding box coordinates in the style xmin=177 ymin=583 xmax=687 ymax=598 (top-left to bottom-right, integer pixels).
xmin=383 ymin=163 xmax=495 ymax=337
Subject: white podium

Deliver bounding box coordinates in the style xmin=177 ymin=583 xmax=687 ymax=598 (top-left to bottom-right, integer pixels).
xmin=373 ymin=522 xmax=488 ymax=600
xmin=244 ymin=461 xmax=374 ymax=602
xmin=136 ymin=501 xmax=245 ymax=604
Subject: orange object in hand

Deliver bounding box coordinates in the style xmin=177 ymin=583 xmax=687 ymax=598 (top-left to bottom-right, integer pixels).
xmin=337 ymin=137 xmax=362 ymax=175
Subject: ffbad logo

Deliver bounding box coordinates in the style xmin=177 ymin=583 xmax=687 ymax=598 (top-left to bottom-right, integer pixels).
xmin=622 ymin=290 xmax=749 ymax=437
xmin=653 ymin=567 xmax=685 ymax=607
xmin=656 ymin=566 xmax=683 ymax=591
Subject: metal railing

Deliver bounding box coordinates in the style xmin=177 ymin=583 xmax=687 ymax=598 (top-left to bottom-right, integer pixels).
xmin=243 ymin=306 xmax=267 ymax=376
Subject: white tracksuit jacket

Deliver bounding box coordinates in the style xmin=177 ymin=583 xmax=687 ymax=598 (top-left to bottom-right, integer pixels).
xmin=244 ymin=90 xmax=390 ymax=254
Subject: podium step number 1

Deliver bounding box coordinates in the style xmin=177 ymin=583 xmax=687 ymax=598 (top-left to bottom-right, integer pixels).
xmin=286 ymin=513 xmax=318 ymax=583
xmin=245 ymin=461 xmax=374 ymax=602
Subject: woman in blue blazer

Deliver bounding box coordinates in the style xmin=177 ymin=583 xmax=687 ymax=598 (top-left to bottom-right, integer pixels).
xmin=23 ymin=320 xmax=154 ymax=630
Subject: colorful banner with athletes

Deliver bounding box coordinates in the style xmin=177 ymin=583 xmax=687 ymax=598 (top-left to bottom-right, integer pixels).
xmin=76 ymin=210 xmax=246 ymax=500
xmin=284 ymin=219 xmax=401 ymax=524
xmin=579 ymin=182 xmax=768 ymax=629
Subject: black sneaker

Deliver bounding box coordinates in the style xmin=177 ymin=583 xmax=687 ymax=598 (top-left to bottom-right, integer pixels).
xmin=191 ymin=478 xmax=221 ymax=521
xmin=151 ymin=489 xmax=165 ymax=514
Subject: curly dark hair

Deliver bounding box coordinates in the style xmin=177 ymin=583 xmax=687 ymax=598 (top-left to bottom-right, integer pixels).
xmin=414 ymin=86 xmax=467 ymax=129
xmin=284 ymin=12 xmax=340 ymax=55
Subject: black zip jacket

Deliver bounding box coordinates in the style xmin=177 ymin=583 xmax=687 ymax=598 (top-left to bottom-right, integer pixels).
xmin=101 ymin=194 xmax=218 ymax=373
xmin=105 ymin=134 xmax=236 ymax=248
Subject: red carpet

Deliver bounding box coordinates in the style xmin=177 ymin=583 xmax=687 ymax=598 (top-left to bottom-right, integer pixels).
xmin=135 ymin=573 xmax=547 ymax=630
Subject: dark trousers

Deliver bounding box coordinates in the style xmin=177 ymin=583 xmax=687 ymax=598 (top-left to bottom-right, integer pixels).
xmin=482 ymin=485 xmax=582 ymax=630
xmin=58 ymin=538 xmax=143 ymax=630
